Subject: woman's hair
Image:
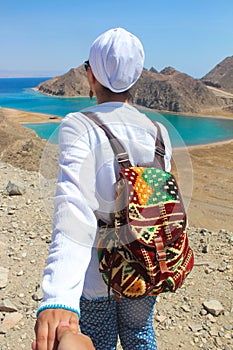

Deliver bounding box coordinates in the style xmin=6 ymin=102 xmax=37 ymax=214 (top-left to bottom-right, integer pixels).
xmin=99 ymin=84 xmax=132 ymax=101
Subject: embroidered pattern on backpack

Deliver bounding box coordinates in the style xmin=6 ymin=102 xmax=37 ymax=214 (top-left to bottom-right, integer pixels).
xmin=98 ymin=166 xmax=194 ymax=299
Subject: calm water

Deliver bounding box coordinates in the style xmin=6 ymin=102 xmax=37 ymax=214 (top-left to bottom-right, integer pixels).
xmin=1 ymin=77 xmax=233 ymax=147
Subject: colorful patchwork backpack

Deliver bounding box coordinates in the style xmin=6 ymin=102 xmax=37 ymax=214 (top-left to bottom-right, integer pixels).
xmin=84 ymin=112 xmax=194 ymax=301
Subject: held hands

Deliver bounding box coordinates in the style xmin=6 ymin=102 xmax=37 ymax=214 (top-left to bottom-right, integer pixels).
xmin=32 ymin=308 xmax=79 ymax=350
xmin=56 ymin=323 xmax=95 ymax=350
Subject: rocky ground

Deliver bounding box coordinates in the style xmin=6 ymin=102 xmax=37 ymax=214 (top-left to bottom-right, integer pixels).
xmin=0 ymin=163 xmax=232 ymax=350
xmin=0 ymin=110 xmax=233 ymax=349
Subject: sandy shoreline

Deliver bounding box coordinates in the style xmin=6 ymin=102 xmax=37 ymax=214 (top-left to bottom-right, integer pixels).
xmin=2 ymin=104 xmax=233 ymax=124
xmin=137 ymin=103 xmax=233 ymax=120
xmin=0 ymin=107 xmax=62 ymax=124
xmin=1 ymin=106 xmax=233 ymax=232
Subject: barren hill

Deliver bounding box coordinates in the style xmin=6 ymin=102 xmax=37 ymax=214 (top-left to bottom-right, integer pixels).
xmin=130 ymin=67 xmax=221 ymax=113
xmin=201 ymin=56 xmax=233 ymax=93
xmin=0 ymin=110 xmax=58 ymax=175
xmin=37 ymin=66 xmax=89 ymax=96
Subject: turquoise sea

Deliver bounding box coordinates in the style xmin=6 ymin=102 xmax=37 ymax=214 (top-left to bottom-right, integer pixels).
xmin=1 ymin=77 xmax=233 ymax=147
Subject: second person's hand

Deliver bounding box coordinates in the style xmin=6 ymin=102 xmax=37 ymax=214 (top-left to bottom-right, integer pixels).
xmin=57 ymin=322 xmax=95 ymax=350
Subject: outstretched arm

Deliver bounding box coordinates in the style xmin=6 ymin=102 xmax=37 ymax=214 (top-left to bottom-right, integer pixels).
xmin=33 ymin=114 xmax=98 ymax=350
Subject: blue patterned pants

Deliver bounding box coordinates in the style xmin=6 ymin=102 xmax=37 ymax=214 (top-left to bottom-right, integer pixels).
xmin=79 ymin=295 xmax=157 ymax=350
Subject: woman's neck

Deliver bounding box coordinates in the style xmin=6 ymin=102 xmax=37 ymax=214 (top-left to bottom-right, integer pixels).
xmin=94 ymin=81 xmax=130 ymax=104
xmin=97 ymin=95 xmax=129 ymax=104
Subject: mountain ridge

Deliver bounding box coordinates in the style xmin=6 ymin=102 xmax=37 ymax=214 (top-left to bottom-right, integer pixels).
xmin=37 ymin=57 xmax=233 ymax=114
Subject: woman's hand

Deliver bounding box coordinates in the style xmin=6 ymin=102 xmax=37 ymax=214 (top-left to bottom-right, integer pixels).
xmin=32 ymin=309 xmax=79 ymax=350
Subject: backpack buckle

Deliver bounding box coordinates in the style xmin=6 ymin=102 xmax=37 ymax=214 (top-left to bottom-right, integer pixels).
xmin=155 ymin=146 xmax=165 ymax=157
xmin=154 ymin=236 xmax=168 ymax=273
xmin=156 ymin=250 xmax=166 ymax=261
xmin=112 ymin=283 xmax=123 ymax=302
xmin=116 ymin=152 xmax=129 ymax=163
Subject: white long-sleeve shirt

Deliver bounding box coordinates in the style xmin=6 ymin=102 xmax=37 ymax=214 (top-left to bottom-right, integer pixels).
xmin=38 ymin=102 xmax=172 ymax=317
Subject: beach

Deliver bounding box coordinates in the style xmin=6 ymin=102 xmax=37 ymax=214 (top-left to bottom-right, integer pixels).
xmin=183 ymin=140 xmax=233 ymax=231
xmin=0 ymin=107 xmax=62 ymax=124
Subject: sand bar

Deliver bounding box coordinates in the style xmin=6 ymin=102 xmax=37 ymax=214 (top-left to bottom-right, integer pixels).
xmin=0 ymin=107 xmax=62 ymax=124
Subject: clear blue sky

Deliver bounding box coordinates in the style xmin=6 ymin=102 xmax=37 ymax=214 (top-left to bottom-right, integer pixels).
xmin=1 ymin=0 xmax=232 ymax=78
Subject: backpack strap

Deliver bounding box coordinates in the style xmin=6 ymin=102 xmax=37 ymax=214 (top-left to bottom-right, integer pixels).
xmin=152 ymin=121 xmax=166 ymax=171
xmin=82 ymin=111 xmax=165 ymax=170
xmin=83 ymin=111 xmax=132 ymax=169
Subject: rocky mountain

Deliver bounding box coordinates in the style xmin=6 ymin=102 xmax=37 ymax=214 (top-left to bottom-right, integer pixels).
xmin=130 ymin=67 xmax=221 ymax=113
xmin=37 ymin=66 xmax=89 ymax=97
xmin=201 ymin=56 xmax=233 ymax=93
xmin=38 ymin=61 xmax=233 ymax=114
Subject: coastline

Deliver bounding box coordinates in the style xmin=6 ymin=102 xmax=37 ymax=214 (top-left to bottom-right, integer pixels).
xmin=2 ymin=101 xmax=233 ymax=125
xmin=33 ymin=87 xmax=90 ymax=99
xmin=35 ymin=84 xmax=233 ymax=120
xmin=2 ymin=106 xmax=233 ymax=149
xmin=137 ymin=104 xmax=233 ymax=120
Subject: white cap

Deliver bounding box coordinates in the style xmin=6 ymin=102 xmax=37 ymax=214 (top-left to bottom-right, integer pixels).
xmin=89 ymin=27 xmax=145 ymax=93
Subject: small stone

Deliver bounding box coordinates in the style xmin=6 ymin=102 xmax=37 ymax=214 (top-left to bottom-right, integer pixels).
xmin=218 ymin=261 xmax=227 ymax=272
xmin=7 ymin=209 xmax=15 ymax=215
xmin=209 ymin=326 xmax=218 ymax=336
xmin=0 ymin=312 xmax=23 ymax=332
xmin=206 ymin=313 xmax=217 ymax=323
xmin=181 ymin=304 xmax=191 ymax=312
xmin=29 ymin=233 xmax=37 ymax=239
xmin=16 ymin=270 xmax=24 ymax=276
xmin=155 ymin=314 xmax=167 ymax=323
xmin=225 ymin=333 xmax=232 ymax=339
xmin=223 ymin=346 xmax=232 ymax=350
xmin=207 ymin=262 xmax=218 ymax=270
xmin=0 ymin=299 xmax=18 ymax=312
xmin=200 ymin=228 xmax=208 ymax=235
xmin=200 ymin=308 xmax=208 ymax=316
xmin=6 ymin=181 xmax=26 ymax=196
xmin=203 ymin=299 xmax=224 ymax=316
xmin=0 ymin=325 xmax=7 ymax=334
xmin=214 ymin=337 xmax=223 ymax=347
xmin=188 ymin=323 xmax=203 ymax=332
xmin=223 ymin=324 xmax=232 ymax=331
xmin=41 ymin=235 xmax=48 ymax=240
xmin=218 ymin=330 xmax=225 ymax=337
xmin=202 ymin=245 xmax=209 ymax=253
xmin=32 ymin=290 xmax=43 ymax=301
